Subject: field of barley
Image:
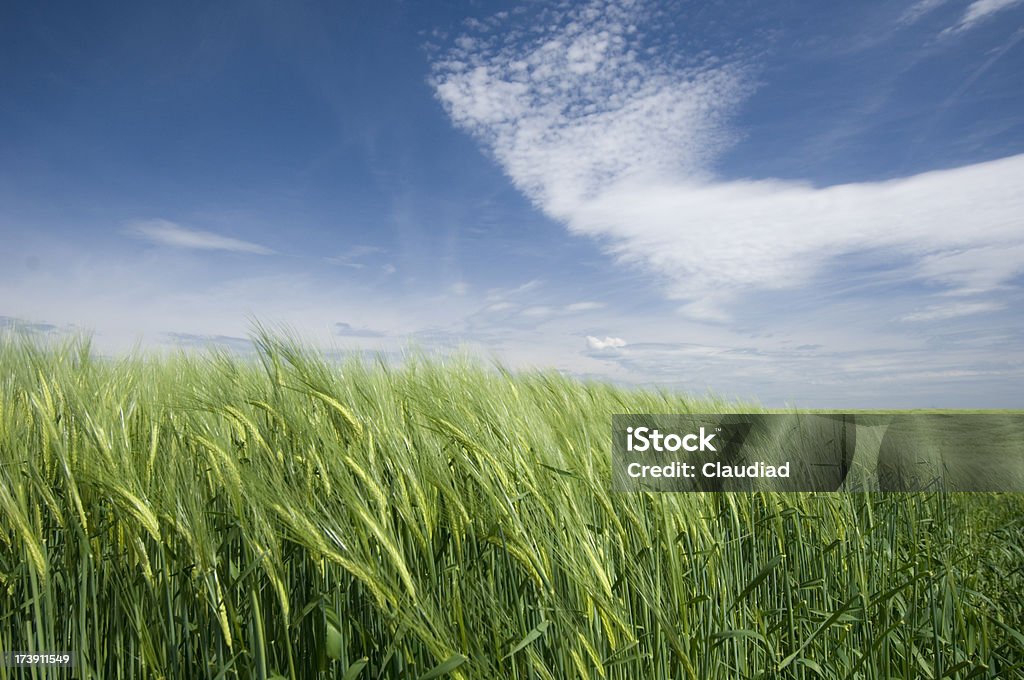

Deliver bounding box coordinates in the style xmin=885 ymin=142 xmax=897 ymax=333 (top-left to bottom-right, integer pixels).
xmin=1 ymin=332 xmax=1022 ymax=679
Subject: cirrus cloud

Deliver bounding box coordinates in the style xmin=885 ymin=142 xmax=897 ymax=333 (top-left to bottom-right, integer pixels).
xmin=941 ymin=0 xmax=1024 ymax=36
xmin=127 ymin=219 xmax=275 ymax=255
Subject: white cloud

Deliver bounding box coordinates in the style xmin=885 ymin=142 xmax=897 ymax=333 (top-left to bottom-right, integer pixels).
xmin=587 ymin=335 xmax=627 ymax=350
xmin=566 ymin=301 xmax=605 ymax=312
xmin=432 ymin=0 xmax=1024 ymax=319
xmin=432 ymin=0 xmax=748 ymax=215
xmin=574 ymin=157 xmax=1024 ymax=307
xmin=942 ymin=0 xmax=1023 ymax=35
xmin=901 ymin=300 xmax=1004 ymax=322
xmin=127 ymin=219 xmax=274 ymax=254
xmin=520 ymin=305 xmax=553 ymax=317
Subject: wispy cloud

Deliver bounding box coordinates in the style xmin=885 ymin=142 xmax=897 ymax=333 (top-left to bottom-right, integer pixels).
xmin=901 ymin=300 xmax=1004 ymax=322
xmin=127 ymin=219 xmax=275 ymax=254
xmin=485 ymin=279 xmax=543 ymax=302
xmin=0 ymin=315 xmax=66 ymax=335
xmin=520 ymin=305 xmax=553 ymax=318
xmin=566 ymin=301 xmax=605 ymax=312
xmin=326 ymin=245 xmax=385 ymax=268
xmin=941 ymin=0 xmax=1024 ymax=35
xmin=334 ymin=322 xmax=386 ymax=338
xmin=432 ymin=0 xmax=1024 ymax=320
xmin=899 ymin=0 xmax=954 ymax=25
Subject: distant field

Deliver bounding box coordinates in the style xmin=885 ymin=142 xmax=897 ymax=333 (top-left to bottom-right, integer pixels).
xmin=1 ymin=333 xmax=1022 ymax=679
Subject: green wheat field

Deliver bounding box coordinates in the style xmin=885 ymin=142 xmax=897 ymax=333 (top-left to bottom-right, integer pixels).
xmin=1 ymin=332 xmax=1022 ymax=679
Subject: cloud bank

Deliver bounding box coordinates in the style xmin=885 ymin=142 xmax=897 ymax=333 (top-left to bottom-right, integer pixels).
xmin=431 ymin=0 xmax=1024 ymax=319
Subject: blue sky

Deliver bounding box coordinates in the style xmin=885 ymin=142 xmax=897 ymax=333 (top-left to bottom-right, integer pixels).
xmin=2 ymin=0 xmax=1023 ymax=407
